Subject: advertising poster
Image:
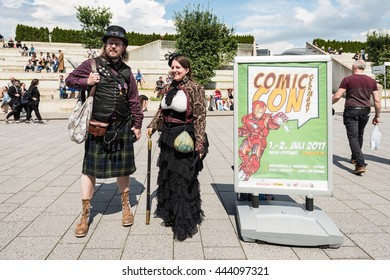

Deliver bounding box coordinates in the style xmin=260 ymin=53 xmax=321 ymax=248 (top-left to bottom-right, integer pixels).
xmin=234 ymin=56 xmax=332 ymax=196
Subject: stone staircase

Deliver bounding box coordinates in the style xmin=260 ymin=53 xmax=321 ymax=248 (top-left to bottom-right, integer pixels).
xmin=0 ymin=41 xmax=234 ymax=114
xmin=0 ymin=42 xmax=90 ymax=101
xmin=331 ymin=52 xmax=373 ymax=76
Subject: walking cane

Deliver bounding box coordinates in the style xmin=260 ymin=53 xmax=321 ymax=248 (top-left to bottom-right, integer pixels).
xmin=146 ymin=132 xmax=152 ymax=225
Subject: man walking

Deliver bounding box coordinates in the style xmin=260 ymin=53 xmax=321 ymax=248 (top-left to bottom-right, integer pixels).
xmin=332 ymin=60 xmax=381 ymax=175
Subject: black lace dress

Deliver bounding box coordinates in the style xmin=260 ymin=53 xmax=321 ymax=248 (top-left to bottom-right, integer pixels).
xmin=155 ymin=122 xmax=205 ymax=241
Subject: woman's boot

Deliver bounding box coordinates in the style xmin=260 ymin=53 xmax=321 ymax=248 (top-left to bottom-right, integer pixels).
xmin=121 ymin=191 xmax=134 ymax=226
xmin=75 ymin=199 xmax=91 ymax=237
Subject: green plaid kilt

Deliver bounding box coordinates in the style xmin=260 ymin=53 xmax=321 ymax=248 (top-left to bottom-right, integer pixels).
xmin=82 ymin=122 xmax=136 ymax=178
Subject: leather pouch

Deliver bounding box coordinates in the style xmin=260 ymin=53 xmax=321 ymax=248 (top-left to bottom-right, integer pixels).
xmin=88 ymin=120 xmax=110 ymax=137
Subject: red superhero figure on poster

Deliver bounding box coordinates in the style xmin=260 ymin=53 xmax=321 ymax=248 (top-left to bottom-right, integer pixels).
xmin=238 ymin=101 xmax=288 ymax=181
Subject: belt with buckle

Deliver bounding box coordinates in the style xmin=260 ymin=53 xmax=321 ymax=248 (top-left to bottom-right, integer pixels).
xmin=345 ymin=106 xmax=369 ymax=110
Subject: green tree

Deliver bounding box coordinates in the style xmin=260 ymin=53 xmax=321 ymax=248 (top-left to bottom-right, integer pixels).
xmin=173 ymin=4 xmax=238 ymax=86
xmin=15 ymin=24 xmax=49 ymax=41
xmin=312 ymin=38 xmax=366 ymax=53
xmin=75 ymin=6 xmax=112 ymax=48
xmin=366 ymin=31 xmax=390 ymax=89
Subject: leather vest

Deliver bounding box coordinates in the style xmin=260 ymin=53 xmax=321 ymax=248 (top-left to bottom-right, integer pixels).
xmin=92 ymin=58 xmax=131 ymax=122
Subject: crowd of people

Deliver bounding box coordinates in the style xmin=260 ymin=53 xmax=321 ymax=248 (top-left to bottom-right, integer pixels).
xmin=319 ymin=44 xmax=369 ymax=61
xmin=1 ymin=37 xmax=22 ymax=48
xmin=24 ymin=49 xmax=65 ymax=73
xmin=1 ymin=76 xmax=46 ymax=123
xmin=0 ymin=41 xmax=74 ymax=108
xmin=2 ymin=41 xmax=66 ymax=73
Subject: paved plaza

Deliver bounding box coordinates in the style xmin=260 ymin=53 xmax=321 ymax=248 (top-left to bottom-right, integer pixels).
xmin=0 ymin=106 xmax=389 ymax=260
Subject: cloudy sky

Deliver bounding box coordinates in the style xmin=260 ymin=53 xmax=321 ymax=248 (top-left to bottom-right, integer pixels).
xmin=0 ymin=0 xmax=389 ymax=54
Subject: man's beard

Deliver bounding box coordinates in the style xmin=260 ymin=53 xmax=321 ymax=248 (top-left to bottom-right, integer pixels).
xmin=107 ymin=49 xmax=121 ymax=60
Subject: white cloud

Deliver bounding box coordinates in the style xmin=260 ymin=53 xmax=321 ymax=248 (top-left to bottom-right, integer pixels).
xmin=1 ymin=0 xmax=390 ymax=55
xmin=33 ymin=0 xmax=79 ymax=16
xmin=262 ymin=41 xmax=296 ymax=56
xmin=0 ymin=0 xmax=25 ymax=9
xmin=25 ymin=0 xmax=175 ymax=34
xmin=162 ymin=0 xmax=179 ymax=5
xmin=293 ymin=7 xmax=316 ymax=25
xmin=237 ymin=14 xmax=288 ymax=28
xmin=235 ymin=0 xmax=390 ymax=53
xmin=112 ymin=0 xmax=174 ymax=33
xmin=0 ymin=0 xmax=176 ymax=38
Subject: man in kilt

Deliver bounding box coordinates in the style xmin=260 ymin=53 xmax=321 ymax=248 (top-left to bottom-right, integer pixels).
xmin=66 ymin=25 xmax=143 ymax=238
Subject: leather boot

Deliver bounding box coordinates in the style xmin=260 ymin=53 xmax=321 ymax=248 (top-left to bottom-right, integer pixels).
xmin=121 ymin=191 xmax=134 ymax=226
xmin=75 ymin=199 xmax=90 ymax=238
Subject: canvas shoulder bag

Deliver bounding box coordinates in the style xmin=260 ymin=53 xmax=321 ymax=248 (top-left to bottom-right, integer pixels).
xmin=68 ymin=59 xmax=97 ymax=144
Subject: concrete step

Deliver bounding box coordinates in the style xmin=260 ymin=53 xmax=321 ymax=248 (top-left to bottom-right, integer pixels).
xmin=0 ymin=49 xmax=89 ymax=57
xmin=36 ymin=98 xmax=78 ymax=114
xmin=0 ymin=55 xmax=88 ymax=64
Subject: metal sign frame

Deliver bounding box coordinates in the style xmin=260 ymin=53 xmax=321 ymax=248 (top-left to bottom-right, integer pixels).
xmin=234 ymin=55 xmax=333 ymax=197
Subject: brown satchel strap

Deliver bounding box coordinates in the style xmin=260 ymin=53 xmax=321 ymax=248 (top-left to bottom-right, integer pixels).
xmin=89 ymin=58 xmax=98 ymax=97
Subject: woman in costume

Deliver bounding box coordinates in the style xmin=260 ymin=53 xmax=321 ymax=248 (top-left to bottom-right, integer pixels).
xmin=146 ymin=53 xmax=208 ymax=241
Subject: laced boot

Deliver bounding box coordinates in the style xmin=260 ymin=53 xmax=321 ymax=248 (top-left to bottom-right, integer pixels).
xmin=75 ymin=199 xmax=91 ymax=238
xmin=121 ymin=191 xmax=134 ymax=227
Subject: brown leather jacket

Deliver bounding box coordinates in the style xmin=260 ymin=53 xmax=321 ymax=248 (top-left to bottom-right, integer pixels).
xmin=148 ymin=76 xmax=207 ymax=153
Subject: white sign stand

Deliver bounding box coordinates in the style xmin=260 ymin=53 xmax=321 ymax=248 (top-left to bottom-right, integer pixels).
xmin=236 ymin=196 xmax=343 ymax=248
